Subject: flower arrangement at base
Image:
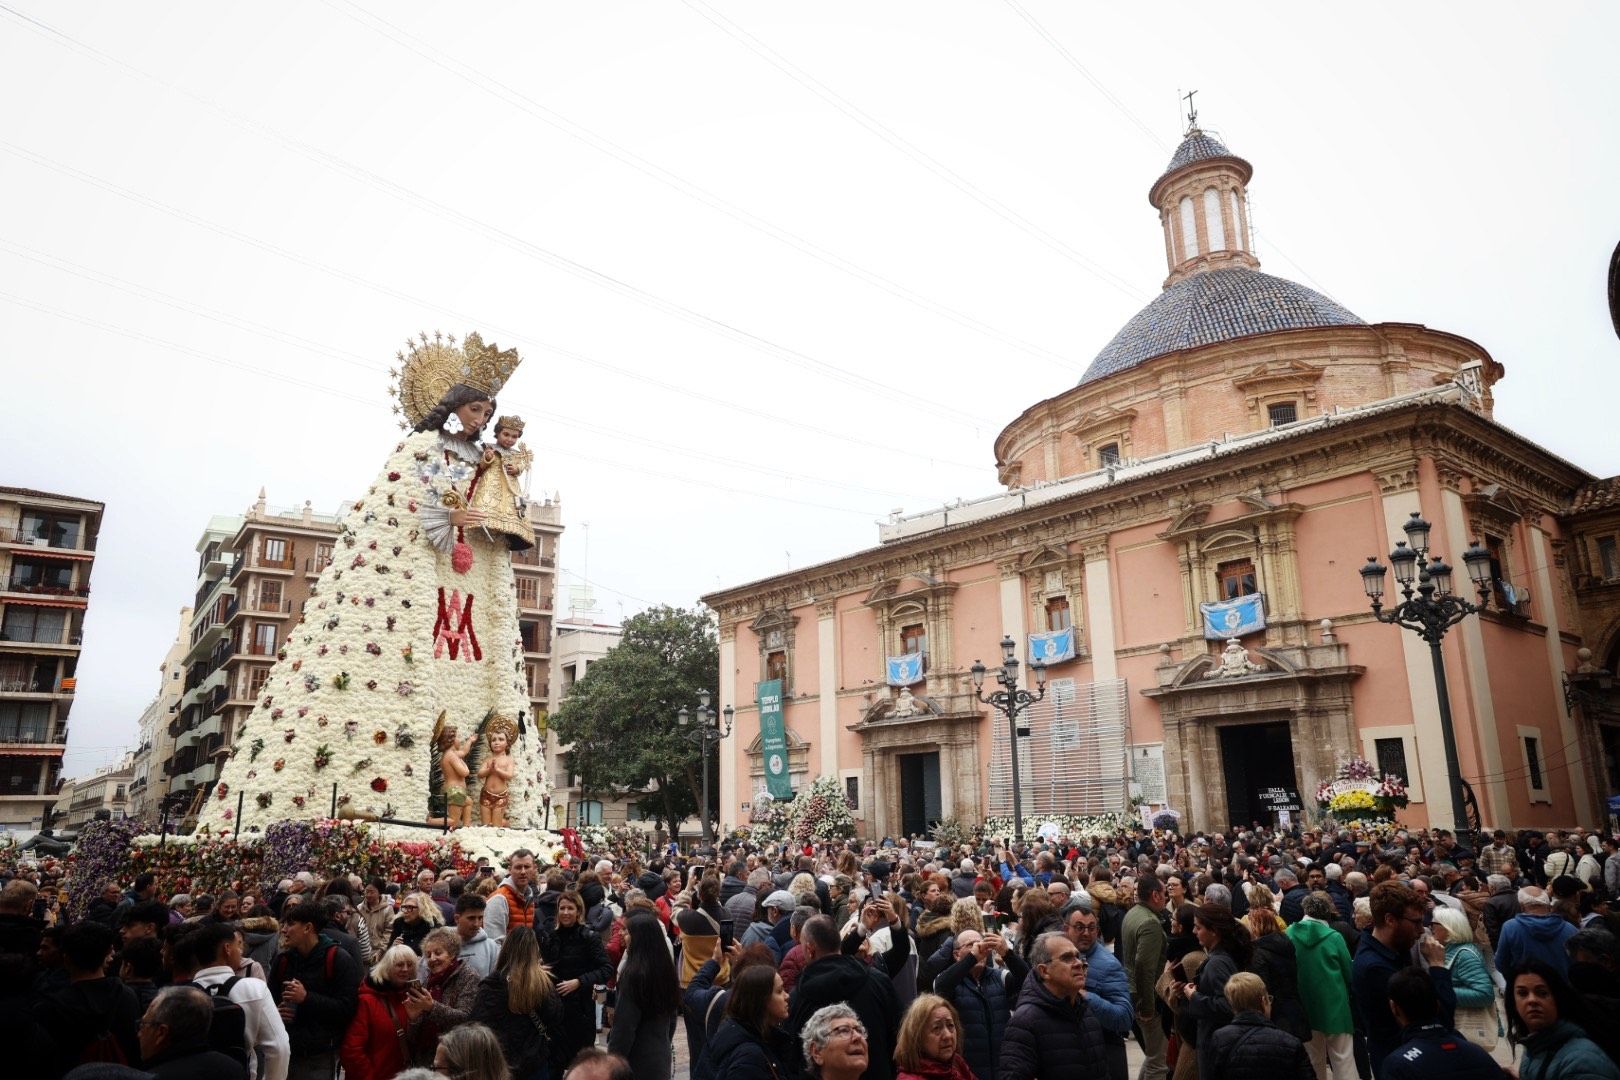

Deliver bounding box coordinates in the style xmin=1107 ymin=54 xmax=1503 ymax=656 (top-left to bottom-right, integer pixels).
xmin=784 ymin=775 xmax=858 ymax=844
xmin=1316 ymin=755 xmax=1409 ymax=823
xmin=982 ymin=812 xmax=1137 ymax=842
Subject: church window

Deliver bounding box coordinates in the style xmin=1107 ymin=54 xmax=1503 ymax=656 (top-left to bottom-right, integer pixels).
xmin=1216 ymin=559 xmax=1257 ymax=600
xmin=1228 ymin=189 xmax=1246 ymax=250
xmin=1599 ymin=536 xmax=1618 ymax=580
xmin=766 ymin=650 xmax=787 ymax=683
xmin=1097 ymin=442 xmax=1121 ymax=467
xmin=901 ymin=623 xmax=928 ymax=673
xmin=1523 ymin=735 xmax=1543 ymax=790
xmin=1179 ymin=196 xmax=1199 ymax=257
xmin=1045 ymin=596 xmax=1072 ymax=632
xmin=845 ymin=776 xmax=860 ymax=810
xmin=1203 ymin=187 xmax=1226 ymax=250
xmin=1374 ymin=737 xmax=1410 ymax=783
xmin=1267 ymin=401 xmax=1298 ymax=427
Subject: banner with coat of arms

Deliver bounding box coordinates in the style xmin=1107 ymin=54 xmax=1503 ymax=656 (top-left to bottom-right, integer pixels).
xmin=1200 ymin=593 xmax=1266 ymax=640
xmin=1027 ymin=626 xmax=1076 ymax=665
xmin=886 ymin=652 xmax=924 ymax=687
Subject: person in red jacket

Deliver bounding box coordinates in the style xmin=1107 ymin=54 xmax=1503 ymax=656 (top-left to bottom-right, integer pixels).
xmin=340 ymin=942 xmax=421 ymax=1080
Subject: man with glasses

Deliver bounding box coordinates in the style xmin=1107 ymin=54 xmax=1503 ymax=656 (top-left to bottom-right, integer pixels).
xmin=1000 ymin=931 xmax=1108 ymax=1080
xmin=1350 ymin=881 xmax=1454 ymax=1079
xmin=1060 ymin=901 xmax=1133 ymax=1080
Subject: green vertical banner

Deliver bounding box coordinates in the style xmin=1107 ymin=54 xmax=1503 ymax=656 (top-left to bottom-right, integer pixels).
xmin=758 ymin=678 xmax=792 ymax=799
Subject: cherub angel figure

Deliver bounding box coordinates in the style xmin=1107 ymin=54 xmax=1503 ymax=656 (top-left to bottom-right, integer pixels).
xmin=433 ymin=714 xmax=476 ymax=829
xmin=477 ymin=713 xmax=518 ymax=828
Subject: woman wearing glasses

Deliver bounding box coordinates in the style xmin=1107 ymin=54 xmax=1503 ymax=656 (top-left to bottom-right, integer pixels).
xmin=802 ymin=1004 xmax=871 ymax=1080
xmin=894 ymin=994 xmax=974 ymax=1080
xmin=389 ymin=892 xmax=441 ymax=955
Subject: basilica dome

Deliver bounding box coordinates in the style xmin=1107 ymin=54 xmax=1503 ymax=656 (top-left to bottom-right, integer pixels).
xmin=1079 ymin=266 xmax=1364 ymax=384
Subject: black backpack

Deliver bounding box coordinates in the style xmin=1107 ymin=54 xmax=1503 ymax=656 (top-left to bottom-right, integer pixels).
xmin=190 ymin=976 xmax=251 ymax=1069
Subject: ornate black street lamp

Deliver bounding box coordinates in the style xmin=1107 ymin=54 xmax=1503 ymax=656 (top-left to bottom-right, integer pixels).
xmin=971 ymin=636 xmax=1048 ymax=845
xmin=1359 ymin=511 xmax=1493 ymax=851
xmin=678 ymin=690 xmax=733 ymax=848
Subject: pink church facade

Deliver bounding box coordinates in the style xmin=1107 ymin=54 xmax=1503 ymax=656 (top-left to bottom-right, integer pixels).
xmin=702 ymin=128 xmax=1610 ymax=838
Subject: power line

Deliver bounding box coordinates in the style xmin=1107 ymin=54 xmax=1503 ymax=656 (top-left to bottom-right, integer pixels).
xmin=0 ymin=236 xmax=986 ymax=472
xmin=0 ymin=289 xmax=918 ymax=517
xmin=679 ymin=0 xmax=1149 ymax=304
xmin=0 ymin=4 xmax=993 ymax=430
xmin=317 ymin=0 xmax=1080 ymax=376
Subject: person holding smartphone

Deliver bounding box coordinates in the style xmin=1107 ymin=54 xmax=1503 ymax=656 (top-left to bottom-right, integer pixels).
xmin=340 ymin=942 xmax=422 ymax=1080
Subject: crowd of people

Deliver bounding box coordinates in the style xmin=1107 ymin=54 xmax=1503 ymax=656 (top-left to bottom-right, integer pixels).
xmin=2 ymin=822 xmax=1619 ymax=1080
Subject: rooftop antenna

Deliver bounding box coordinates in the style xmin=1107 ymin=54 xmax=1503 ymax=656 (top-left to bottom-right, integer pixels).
xmin=1182 ymin=88 xmax=1199 ymax=132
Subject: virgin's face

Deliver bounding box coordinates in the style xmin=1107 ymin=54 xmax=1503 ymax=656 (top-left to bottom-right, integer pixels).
xmin=453 ymin=399 xmax=493 ymax=436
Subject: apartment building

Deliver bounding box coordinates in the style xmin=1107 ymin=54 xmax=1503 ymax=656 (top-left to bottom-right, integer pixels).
xmin=514 ymin=496 xmax=564 ymax=761
xmin=546 ymin=613 xmax=626 ymax=828
xmin=161 ymin=493 xmax=343 ymax=823
xmin=0 ymin=486 xmax=103 ymax=833
xmin=127 ymin=606 xmax=191 ymax=822
xmin=55 ymin=751 xmax=135 ymax=831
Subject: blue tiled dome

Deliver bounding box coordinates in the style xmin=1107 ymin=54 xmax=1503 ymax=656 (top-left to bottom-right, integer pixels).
xmin=1161 ymin=130 xmax=1238 ymax=177
xmin=1079 ymin=267 xmax=1364 ymax=384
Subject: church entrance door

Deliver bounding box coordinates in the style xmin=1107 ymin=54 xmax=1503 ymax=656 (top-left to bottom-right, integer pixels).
xmin=1219 ymin=721 xmax=1296 ymax=829
xmin=898 ymin=751 xmax=942 ymax=838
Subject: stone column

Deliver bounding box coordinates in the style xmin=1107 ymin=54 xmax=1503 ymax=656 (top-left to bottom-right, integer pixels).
xmin=1084 ymin=539 xmax=1118 ymax=680
xmin=718 ymin=624 xmax=740 ymax=828
xmin=817 ymin=600 xmax=839 ymax=777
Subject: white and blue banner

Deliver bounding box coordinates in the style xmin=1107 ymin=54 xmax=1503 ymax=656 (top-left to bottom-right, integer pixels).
xmin=886 ymin=652 xmax=924 ymax=687
xmin=1027 ymin=626 xmax=1076 ymax=665
xmin=1200 ymin=593 xmax=1267 ymax=640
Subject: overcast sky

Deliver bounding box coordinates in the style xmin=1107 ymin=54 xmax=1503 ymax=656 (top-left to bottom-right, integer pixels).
xmin=4 ymin=3 xmax=1617 ymax=779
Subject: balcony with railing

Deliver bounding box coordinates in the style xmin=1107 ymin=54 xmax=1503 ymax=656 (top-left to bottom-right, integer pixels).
xmin=3 ymin=578 xmax=91 ymax=600
xmin=304 ymin=554 xmax=333 ymax=575
xmin=0 ymin=525 xmax=96 ymax=552
xmin=0 ymin=624 xmax=82 ymax=648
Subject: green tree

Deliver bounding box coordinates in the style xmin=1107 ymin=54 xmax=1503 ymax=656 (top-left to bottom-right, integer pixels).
xmin=550 ymin=605 xmax=719 ymax=834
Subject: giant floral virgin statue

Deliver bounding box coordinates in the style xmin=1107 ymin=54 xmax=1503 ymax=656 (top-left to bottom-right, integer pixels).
xmin=198 ymin=332 xmax=548 ymax=833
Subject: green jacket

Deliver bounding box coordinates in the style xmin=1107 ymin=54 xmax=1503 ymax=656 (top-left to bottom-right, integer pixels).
xmin=1286 ymin=916 xmax=1354 ymax=1034
xmin=1119 ymin=903 xmax=1167 ymax=1007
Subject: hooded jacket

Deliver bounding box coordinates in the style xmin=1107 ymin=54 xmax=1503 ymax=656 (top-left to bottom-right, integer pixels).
xmin=33 ymin=975 xmax=142 ymax=1074
xmin=1495 ymin=912 xmax=1577 ymax=977
xmin=1248 ymin=931 xmax=1311 ymax=1041
xmin=995 ymin=974 xmax=1108 ymax=1080
xmin=1517 ymin=1019 xmax=1620 ymax=1080
xmin=789 ymin=951 xmax=902 ymax=1080
xmin=1286 ymin=917 xmax=1354 ymax=1034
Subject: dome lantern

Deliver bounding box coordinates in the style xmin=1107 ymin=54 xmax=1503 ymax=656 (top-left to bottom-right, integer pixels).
xmin=1149 ymin=124 xmax=1260 ymax=287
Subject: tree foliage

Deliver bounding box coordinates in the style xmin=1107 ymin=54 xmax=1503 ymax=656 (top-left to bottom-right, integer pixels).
xmin=550 ymin=605 xmax=719 ymax=832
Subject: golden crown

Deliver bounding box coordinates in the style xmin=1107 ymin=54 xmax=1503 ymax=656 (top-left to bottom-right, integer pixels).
xmin=389 ymin=331 xmax=523 ymax=429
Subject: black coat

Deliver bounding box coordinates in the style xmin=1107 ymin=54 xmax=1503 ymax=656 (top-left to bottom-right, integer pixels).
xmin=470 ymin=970 xmax=566 ymax=1078
xmin=1187 ymin=946 xmax=1241 ymax=1080
xmin=146 ymin=1039 xmax=249 ymax=1080
xmin=995 ymin=976 xmax=1109 ymax=1080
xmin=1279 ymin=886 xmax=1309 ymax=925
xmin=1248 ymin=933 xmax=1311 ymax=1041
xmin=699 ymin=1017 xmax=790 ymax=1080
xmin=934 ymin=950 xmax=1026 ymax=1080
xmin=789 ymin=953 xmax=902 ymax=1080
xmin=32 ymin=975 xmax=142 ymax=1075
xmin=267 ymin=938 xmax=361 ymax=1057
xmin=1203 ymin=1011 xmax=1314 ymax=1080
xmin=1482 ymin=891 xmax=1518 ymax=948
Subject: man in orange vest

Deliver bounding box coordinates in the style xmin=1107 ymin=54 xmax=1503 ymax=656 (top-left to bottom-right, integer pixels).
xmin=484 ymin=848 xmax=538 ymax=944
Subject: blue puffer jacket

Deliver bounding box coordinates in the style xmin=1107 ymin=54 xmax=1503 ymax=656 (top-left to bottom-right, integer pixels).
xmin=933 ymin=948 xmax=1027 ymax=1080
xmin=1080 ymin=939 xmax=1135 ymax=1038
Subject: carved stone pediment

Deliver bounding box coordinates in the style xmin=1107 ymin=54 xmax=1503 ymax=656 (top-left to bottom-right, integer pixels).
xmin=1232 ymin=359 xmax=1324 ymax=399
xmin=855 ymin=689 xmax=944 ymax=726
xmin=1067 ymin=405 xmax=1139 ymax=443
xmin=862 ymin=573 xmax=955 ymax=608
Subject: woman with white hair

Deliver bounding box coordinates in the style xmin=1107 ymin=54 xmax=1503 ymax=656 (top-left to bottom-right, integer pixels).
xmin=1431 ymin=904 xmax=1500 ymax=1051
xmin=801 ymin=1003 xmax=870 ymax=1080
xmin=341 ymin=942 xmax=425 ymax=1080
xmin=389 ymin=891 xmax=443 ymax=954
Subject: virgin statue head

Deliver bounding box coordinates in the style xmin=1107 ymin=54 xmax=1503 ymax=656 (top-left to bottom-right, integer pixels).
xmin=413 ymin=383 xmax=496 ymax=439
